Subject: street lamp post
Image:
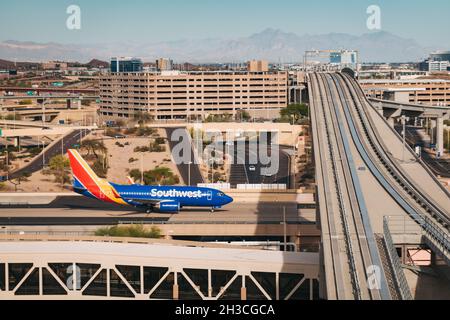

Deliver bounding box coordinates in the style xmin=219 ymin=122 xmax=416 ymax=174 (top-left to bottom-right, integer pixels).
xmin=141 ymin=153 xmax=144 ymax=184
xmin=401 ymin=115 xmax=406 ymax=163
xmin=42 ymin=139 xmax=45 ymax=168
xmin=283 ymin=206 xmax=287 ymax=251
xmin=188 ymin=161 xmax=192 ymax=186
xmin=5 ymin=138 xmax=9 ymax=181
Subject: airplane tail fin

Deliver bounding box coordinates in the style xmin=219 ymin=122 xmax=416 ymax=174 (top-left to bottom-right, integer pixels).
xmin=68 ymin=149 xmax=126 ymax=205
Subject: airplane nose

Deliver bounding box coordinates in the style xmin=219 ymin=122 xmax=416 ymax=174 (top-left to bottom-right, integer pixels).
xmin=224 ymin=195 xmax=234 ymax=205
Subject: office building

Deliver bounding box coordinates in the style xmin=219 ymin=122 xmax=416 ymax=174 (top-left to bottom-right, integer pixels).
xmin=41 ymin=61 xmax=68 ymax=71
xmin=99 ymin=67 xmax=288 ymax=120
xmin=156 ymin=58 xmax=174 ymax=71
xmin=330 ymin=50 xmax=358 ymax=65
xmin=430 ymin=51 xmax=450 ymax=62
xmin=419 ymin=60 xmax=449 ymax=73
xmin=248 ymin=60 xmax=269 ymax=72
xmin=110 ymin=57 xmax=143 ymax=73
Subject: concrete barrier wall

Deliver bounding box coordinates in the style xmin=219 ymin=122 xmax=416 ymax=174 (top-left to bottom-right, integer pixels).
xmin=0 ymin=191 xmax=315 ymax=205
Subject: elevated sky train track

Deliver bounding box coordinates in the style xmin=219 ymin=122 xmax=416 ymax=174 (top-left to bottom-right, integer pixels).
xmin=338 ymin=73 xmax=450 ymax=263
xmin=308 ymin=72 xmax=450 ymax=300
xmin=309 ymin=73 xmax=390 ymax=300
xmin=340 ymin=74 xmax=450 ymax=227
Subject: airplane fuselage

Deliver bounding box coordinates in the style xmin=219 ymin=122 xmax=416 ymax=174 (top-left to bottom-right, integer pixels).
xmin=68 ymin=149 xmax=233 ymax=213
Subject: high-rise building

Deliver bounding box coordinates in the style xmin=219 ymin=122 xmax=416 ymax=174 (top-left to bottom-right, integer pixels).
xmin=156 ymin=58 xmax=174 ymax=71
xmin=41 ymin=61 xmax=68 ymax=71
xmin=247 ymin=60 xmax=269 ymax=72
xmin=110 ymin=57 xmax=143 ymax=73
xmin=419 ymin=60 xmax=449 ymax=72
xmin=99 ymin=69 xmax=288 ymax=120
xmin=330 ymin=50 xmax=358 ymax=65
xmin=430 ymin=51 xmax=450 ymax=62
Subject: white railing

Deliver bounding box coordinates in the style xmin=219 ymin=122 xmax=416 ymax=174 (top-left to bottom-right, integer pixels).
xmin=236 ymin=184 xmax=287 ymax=190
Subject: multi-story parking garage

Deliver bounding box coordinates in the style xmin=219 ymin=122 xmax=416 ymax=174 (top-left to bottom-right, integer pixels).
xmin=99 ymin=69 xmax=288 ymax=121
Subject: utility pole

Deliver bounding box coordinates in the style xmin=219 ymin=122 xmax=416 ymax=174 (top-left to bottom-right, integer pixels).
xmin=401 ymin=115 xmax=406 ymax=163
xmin=42 ymin=138 xmax=45 ymax=168
xmin=188 ymin=161 xmax=192 ymax=186
xmin=5 ymin=138 xmax=9 ymax=181
xmin=141 ymin=152 xmax=144 ymax=184
xmin=283 ymin=206 xmax=287 ymax=252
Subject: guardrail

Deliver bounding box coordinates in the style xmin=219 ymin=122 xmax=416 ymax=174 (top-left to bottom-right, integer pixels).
xmin=383 ymin=217 xmax=413 ymax=300
xmin=236 ymin=184 xmax=287 ymax=190
xmin=0 ymin=234 xmax=252 ymax=250
xmin=197 ymin=183 xmax=231 ymax=190
xmin=117 ymin=220 xmax=313 ymax=225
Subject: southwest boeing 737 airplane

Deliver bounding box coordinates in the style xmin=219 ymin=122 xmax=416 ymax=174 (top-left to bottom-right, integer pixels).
xmin=68 ymin=149 xmax=233 ymax=213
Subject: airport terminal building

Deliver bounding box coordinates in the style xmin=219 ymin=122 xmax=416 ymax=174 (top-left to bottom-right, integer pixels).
xmin=99 ymin=62 xmax=288 ymax=121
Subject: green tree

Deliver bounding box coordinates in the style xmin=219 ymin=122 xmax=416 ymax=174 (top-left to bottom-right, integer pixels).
xmin=280 ymin=103 xmax=309 ymax=124
xmin=81 ymin=139 xmax=107 ymax=159
xmin=95 ymin=224 xmax=162 ymax=239
xmin=134 ymin=111 xmax=154 ymax=124
xmin=236 ymin=110 xmax=251 ymax=122
xmin=5 ymin=114 xmax=22 ymax=121
xmin=47 ymin=155 xmax=71 ymax=188
xmin=92 ymin=157 xmax=108 ymax=178
xmin=130 ymin=167 xmax=180 ymax=186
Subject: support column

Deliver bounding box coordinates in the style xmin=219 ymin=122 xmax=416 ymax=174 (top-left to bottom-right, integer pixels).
xmin=173 ymin=271 xmax=179 ymax=300
xmin=436 ymin=116 xmax=444 ymax=158
xmin=241 ymin=275 xmax=247 ymax=300
xmin=13 ymin=137 xmax=20 ymax=148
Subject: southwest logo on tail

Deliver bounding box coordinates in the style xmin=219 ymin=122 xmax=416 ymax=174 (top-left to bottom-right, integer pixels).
xmin=68 ymin=149 xmax=233 ymax=213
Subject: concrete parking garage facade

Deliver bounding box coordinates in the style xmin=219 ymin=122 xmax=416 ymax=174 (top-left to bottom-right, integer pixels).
xmin=99 ymin=70 xmax=288 ymax=121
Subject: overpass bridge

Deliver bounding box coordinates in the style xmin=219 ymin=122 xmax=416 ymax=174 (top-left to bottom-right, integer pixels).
xmin=308 ymin=73 xmax=450 ymax=300
xmin=368 ymin=97 xmax=449 ymax=156
xmin=0 ymin=95 xmax=99 ymax=101
xmin=0 ymin=87 xmax=98 ymax=95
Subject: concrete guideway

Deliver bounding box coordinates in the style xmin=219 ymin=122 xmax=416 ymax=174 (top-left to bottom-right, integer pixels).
xmin=309 ymin=73 xmax=391 ymax=300
xmin=309 ymin=72 xmax=450 ymax=300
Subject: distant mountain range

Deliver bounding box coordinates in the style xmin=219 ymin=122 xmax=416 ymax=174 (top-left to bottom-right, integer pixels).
xmin=0 ymin=29 xmax=437 ymax=64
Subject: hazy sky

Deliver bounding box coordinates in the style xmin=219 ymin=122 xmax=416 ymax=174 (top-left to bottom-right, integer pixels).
xmin=0 ymin=0 xmax=449 ymax=46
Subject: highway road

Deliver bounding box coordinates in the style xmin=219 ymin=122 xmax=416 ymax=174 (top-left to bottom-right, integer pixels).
xmin=228 ymin=141 xmax=291 ymax=187
xmin=8 ymin=129 xmax=85 ymax=180
xmin=165 ymin=127 xmax=204 ymax=186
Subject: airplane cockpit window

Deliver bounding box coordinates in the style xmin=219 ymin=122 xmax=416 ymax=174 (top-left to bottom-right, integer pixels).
xmin=217 ymin=192 xmax=224 ymax=197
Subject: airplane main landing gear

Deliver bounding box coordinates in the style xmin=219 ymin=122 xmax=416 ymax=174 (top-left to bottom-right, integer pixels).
xmin=145 ymin=206 xmax=154 ymax=214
